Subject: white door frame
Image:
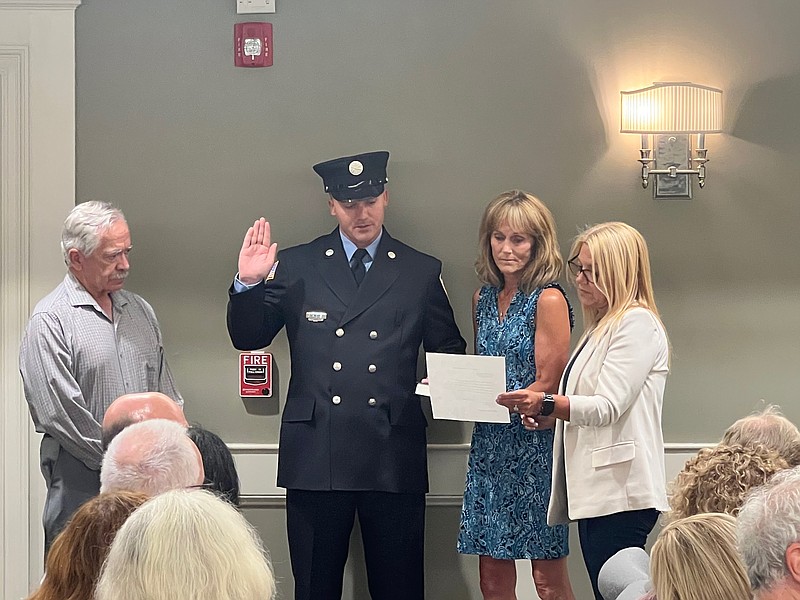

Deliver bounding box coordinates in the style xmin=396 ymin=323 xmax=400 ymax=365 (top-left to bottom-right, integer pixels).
xmin=0 ymin=1 xmax=79 ymax=597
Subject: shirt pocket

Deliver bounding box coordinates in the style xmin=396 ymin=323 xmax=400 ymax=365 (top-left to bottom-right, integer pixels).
xmin=591 ymin=440 xmax=635 ymax=468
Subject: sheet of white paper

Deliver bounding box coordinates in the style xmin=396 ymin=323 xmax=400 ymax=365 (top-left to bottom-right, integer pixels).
xmin=425 ymin=353 xmax=509 ymax=423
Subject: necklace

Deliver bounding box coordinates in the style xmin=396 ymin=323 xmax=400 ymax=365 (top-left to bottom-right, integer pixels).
xmin=497 ymin=288 xmax=517 ymax=320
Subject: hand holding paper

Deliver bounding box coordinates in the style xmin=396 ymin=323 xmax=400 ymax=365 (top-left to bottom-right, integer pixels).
xmin=424 ymin=353 xmax=509 ymax=423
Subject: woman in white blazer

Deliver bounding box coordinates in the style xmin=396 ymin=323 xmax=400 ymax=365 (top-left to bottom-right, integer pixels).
xmin=497 ymin=222 xmax=669 ymax=600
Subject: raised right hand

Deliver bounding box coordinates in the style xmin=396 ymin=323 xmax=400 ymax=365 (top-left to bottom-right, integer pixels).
xmin=238 ymin=218 xmax=278 ymax=285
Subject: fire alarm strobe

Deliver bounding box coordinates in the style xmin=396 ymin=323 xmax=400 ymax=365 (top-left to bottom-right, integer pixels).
xmin=239 ymin=352 xmax=273 ymax=397
xmin=234 ymin=22 xmax=273 ymax=67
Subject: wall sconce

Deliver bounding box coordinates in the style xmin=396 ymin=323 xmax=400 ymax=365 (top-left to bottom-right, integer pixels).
xmin=621 ymin=82 xmax=723 ymax=198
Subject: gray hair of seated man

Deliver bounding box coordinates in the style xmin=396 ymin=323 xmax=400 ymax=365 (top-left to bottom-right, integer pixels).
xmin=100 ymin=418 xmax=202 ymax=496
xmin=737 ymin=465 xmax=800 ymax=593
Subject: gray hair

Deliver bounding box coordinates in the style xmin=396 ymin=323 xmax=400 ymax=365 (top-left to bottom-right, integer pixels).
xmin=736 ymin=465 xmax=800 ymax=592
xmin=95 ymin=489 xmax=276 ymax=600
xmin=100 ymin=419 xmax=202 ymax=496
xmin=60 ymin=201 xmax=125 ymax=264
xmin=723 ymin=404 xmax=800 ymax=467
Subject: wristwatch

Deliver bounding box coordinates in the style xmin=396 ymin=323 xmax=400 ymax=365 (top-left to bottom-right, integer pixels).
xmin=539 ymin=393 xmax=555 ymax=416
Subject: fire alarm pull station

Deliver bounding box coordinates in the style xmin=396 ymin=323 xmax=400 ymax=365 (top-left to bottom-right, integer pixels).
xmin=234 ymin=22 xmax=272 ymax=67
xmin=239 ymin=352 xmax=273 ymax=397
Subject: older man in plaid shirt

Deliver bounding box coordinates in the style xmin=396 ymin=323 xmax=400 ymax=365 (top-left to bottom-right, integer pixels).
xmin=20 ymin=201 xmax=182 ymax=554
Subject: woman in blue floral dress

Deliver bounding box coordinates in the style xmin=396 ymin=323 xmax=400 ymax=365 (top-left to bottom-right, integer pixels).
xmin=458 ymin=190 xmax=575 ymax=599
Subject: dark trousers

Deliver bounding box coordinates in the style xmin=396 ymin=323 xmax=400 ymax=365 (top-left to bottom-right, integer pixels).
xmin=578 ymin=508 xmax=659 ymax=600
xmin=286 ymin=489 xmax=425 ymax=600
xmin=40 ymin=435 xmax=101 ymax=556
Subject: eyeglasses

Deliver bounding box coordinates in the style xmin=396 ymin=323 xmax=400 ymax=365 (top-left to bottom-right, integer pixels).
xmin=186 ymin=482 xmax=215 ymax=491
xmin=567 ymin=257 xmax=594 ymax=283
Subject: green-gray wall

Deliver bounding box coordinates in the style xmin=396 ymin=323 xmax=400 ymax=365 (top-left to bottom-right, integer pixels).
xmin=75 ymin=1 xmax=800 ymax=598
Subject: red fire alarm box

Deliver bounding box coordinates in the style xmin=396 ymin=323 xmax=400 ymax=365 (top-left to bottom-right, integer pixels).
xmin=234 ymin=22 xmax=273 ymax=67
xmin=239 ymin=352 xmax=273 ymax=397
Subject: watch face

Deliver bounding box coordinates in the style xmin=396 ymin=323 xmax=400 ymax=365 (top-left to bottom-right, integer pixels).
xmin=540 ymin=396 xmax=555 ymax=416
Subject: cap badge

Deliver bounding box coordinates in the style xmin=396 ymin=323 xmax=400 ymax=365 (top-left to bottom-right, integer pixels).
xmin=348 ymin=160 xmax=364 ymax=176
xmin=387 ymin=251 xmax=396 ymax=259
xmin=325 ymin=248 xmax=334 ymax=257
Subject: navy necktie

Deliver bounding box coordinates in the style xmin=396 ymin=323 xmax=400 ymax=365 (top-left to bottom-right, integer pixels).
xmin=350 ymin=248 xmax=369 ymax=286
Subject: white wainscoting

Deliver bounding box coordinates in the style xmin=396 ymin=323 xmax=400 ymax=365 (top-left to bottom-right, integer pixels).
xmin=230 ymin=442 xmax=709 ymax=505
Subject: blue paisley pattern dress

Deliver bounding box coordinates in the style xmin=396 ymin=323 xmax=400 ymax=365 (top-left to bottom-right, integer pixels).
xmin=457 ymin=283 xmax=573 ymax=560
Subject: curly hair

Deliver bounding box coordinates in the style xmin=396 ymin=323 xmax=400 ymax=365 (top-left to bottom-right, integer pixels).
xmin=667 ymin=443 xmax=789 ymax=521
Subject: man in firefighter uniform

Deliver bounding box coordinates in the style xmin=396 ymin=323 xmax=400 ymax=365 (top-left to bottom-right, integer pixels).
xmin=227 ymin=150 xmax=466 ymax=600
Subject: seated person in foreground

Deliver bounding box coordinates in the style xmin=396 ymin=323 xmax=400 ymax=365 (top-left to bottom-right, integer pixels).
xmin=188 ymin=425 xmax=241 ymax=506
xmin=95 ymin=489 xmax=276 ymax=600
xmin=102 ymin=391 xmax=188 ymax=450
xmin=651 ymin=512 xmax=752 ymax=600
xmin=101 ymin=418 xmax=204 ymax=495
xmin=667 ymin=442 xmax=788 ymax=520
xmin=722 ymin=403 xmax=800 ymax=467
xmin=737 ymin=465 xmax=800 ymax=600
xmin=26 ymin=491 xmax=148 ymax=600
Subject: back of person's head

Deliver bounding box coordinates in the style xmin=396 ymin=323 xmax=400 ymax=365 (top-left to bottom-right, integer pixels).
xmin=101 ymin=418 xmax=203 ymax=495
xmin=569 ymin=221 xmax=660 ymax=332
xmin=651 ymin=512 xmax=752 ymax=600
xmin=95 ymin=489 xmax=275 ymax=600
xmin=187 ymin=425 xmax=240 ymax=506
xmin=737 ymin=465 xmax=800 ymax=594
xmin=27 ymin=491 xmax=148 ymax=600
xmin=102 ymin=391 xmax=187 ymax=450
xmin=668 ymin=443 xmax=788 ymax=521
xmin=723 ymin=404 xmax=800 ymax=467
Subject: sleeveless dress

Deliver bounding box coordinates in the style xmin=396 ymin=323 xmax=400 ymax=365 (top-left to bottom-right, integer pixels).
xmin=457 ymin=283 xmax=572 ymax=559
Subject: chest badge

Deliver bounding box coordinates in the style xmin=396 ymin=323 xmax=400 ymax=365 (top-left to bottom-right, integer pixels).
xmin=306 ymin=311 xmax=327 ymax=323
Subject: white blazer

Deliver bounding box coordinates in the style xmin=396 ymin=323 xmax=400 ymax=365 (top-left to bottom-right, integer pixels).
xmin=548 ymin=307 xmax=670 ymax=525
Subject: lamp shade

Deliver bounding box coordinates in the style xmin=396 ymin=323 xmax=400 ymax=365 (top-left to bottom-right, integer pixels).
xmin=620 ymin=82 xmax=723 ymax=134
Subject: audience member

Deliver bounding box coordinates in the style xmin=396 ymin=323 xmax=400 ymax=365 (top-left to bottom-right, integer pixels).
xmin=723 ymin=404 xmax=800 ymax=467
xmin=187 ymin=425 xmax=241 ymax=506
xmin=668 ymin=443 xmax=788 ymax=521
xmin=95 ymin=489 xmax=276 ymax=600
xmin=737 ymin=465 xmax=800 ymax=599
xmin=19 ymin=201 xmax=183 ymax=552
xmin=26 ymin=491 xmax=148 ymax=600
xmin=102 ymin=391 xmax=187 ymax=450
xmin=651 ymin=512 xmax=752 ymax=600
xmin=100 ymin=419 xmax=203 ymax=495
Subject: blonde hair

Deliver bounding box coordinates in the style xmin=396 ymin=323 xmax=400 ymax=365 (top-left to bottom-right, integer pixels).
xmin=568 ymin=222 xmax=662 ymax=337
xmin=95 ymin=490 xmax=275 ymax=600
xmin=722 ymin=404 xmax=800 ymax=467
xmin=651 ymin=513 xmax=752 ymax=600
xmin=475 ymin=190 xmax=563 ymax=294
xmin=667 ymin=443 xmax=788 ymax=521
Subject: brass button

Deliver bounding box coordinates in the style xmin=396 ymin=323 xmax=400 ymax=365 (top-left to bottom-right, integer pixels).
xmin=368 ymin=364 xmax=377 ymax=373
xmin=369 ymin=330 xmax=378 ymax=339
xmin=336 ymin=328 xmax=345 ymax=337
xmin=368 ymin=398 xmax=377 ymax=406
xmin=333 ymin=362 xmax=342 ymax=371
xmin=332 ymin=395 xmax=341 ymax=405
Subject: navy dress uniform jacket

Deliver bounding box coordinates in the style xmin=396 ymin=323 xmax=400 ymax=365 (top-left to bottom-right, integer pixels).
xmin=227 ymin=228 xmax=466 ymax=494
